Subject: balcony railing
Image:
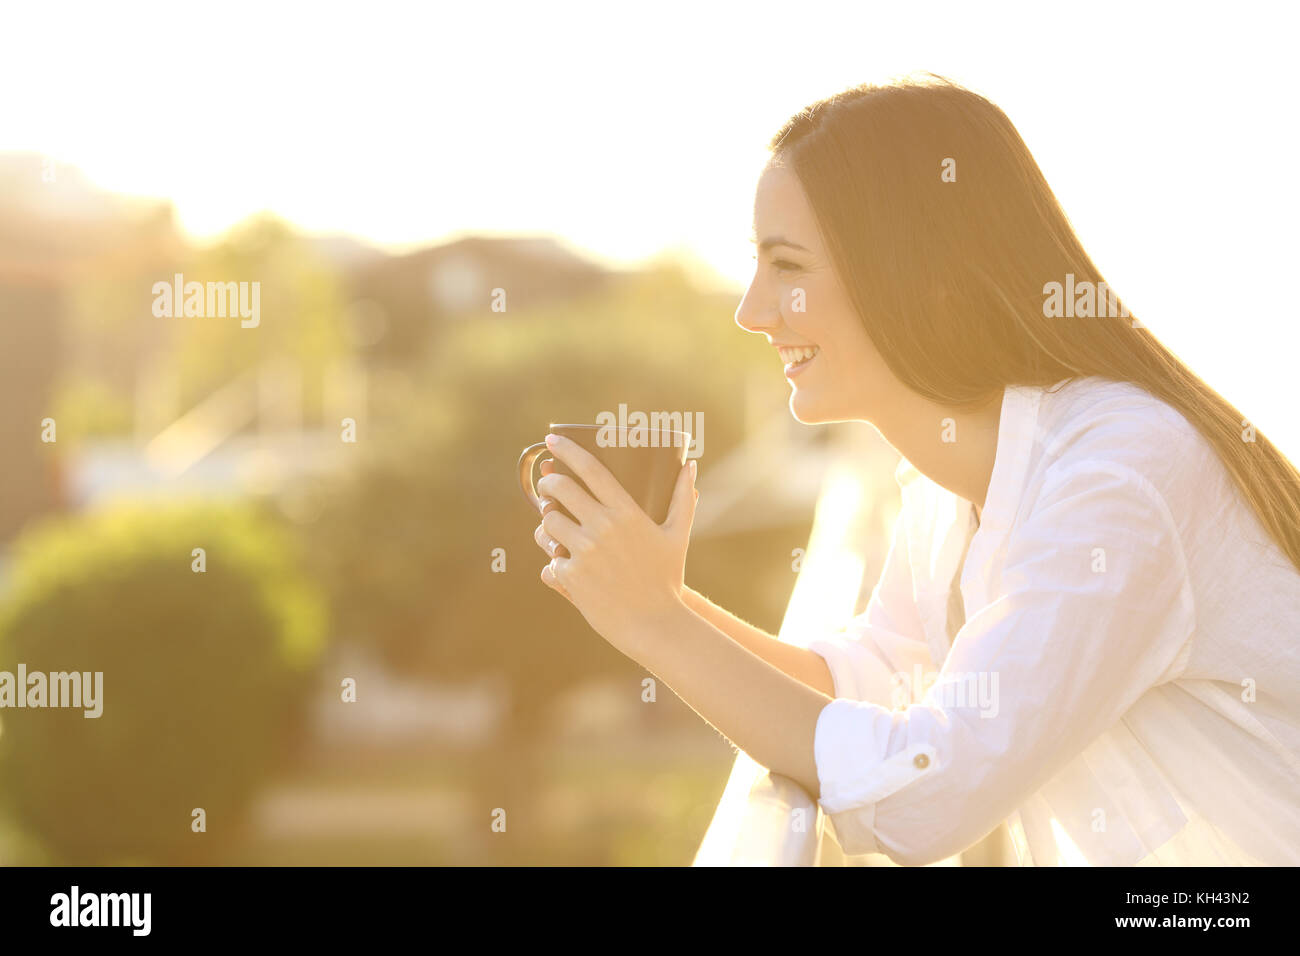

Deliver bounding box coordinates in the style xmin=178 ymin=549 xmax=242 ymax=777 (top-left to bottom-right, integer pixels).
xmin=693 ymin=425 xmax=892 ymax=867
xmin=692 ymin=753 xmax=821 ymax=866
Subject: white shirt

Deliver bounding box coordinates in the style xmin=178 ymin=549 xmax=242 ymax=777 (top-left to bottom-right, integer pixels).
xmin=805 ymin=375 xmax=1300 ymax=866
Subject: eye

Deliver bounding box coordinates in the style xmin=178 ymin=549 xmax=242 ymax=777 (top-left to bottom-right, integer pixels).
xmin=751 ymin=254 xmax=800 ymax=275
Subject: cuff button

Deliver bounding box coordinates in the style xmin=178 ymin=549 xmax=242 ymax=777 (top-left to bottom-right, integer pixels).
xmin=913 ymin=753 xmax=930 ymax=769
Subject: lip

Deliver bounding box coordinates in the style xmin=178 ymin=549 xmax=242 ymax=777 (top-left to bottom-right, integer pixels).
xmin=775 ymin=343 xmax=820 ymax=379
xmin=783 ymin=350 xmax=818 ymax=379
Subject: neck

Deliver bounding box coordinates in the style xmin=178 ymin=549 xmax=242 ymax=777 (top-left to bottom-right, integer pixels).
xmin=868 ymin=388 xmax=1003 ymax=512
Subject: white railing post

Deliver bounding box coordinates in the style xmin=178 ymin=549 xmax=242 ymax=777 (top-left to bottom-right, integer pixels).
xmin=692 ymin=753 xmax=821 ymax=866
xmin=693 ymin=425 xmax=898 ymax=866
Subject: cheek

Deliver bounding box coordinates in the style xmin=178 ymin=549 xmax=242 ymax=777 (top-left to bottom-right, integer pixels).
xmin=780 ymin=279 xmax=829 ymax=333
xmin=787 ymin=269 xmax=856 ymax=325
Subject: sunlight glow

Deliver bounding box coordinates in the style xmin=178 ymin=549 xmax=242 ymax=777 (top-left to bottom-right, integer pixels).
xmin=4 ymin=0 xmax=1296 ymax=454
xmin=781 ymin=467 xmax=872 ymax=642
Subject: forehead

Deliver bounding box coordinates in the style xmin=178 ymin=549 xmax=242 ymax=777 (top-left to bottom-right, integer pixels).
xmin=752 ymin=162 xmax=820 ymax=249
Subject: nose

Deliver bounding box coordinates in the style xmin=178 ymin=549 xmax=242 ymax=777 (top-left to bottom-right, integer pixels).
xmin=734 ymin=279 xmax=782 ymax=338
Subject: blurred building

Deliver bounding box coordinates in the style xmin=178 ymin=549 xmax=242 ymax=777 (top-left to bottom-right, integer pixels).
xmin=0 ymin=277 xmax=61 ymax=546
xmin=346 ymin=235 xmax=616 ymax=363
xmin=0 ymin=153 xmax=180 ymax=547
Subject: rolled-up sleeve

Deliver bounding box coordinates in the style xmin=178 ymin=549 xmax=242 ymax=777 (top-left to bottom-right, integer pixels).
xmin=813 ymin=459 xmax=1197 ymax=864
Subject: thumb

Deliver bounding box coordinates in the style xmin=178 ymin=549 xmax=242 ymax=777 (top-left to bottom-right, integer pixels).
xmin=663 ymin=458 xmax=698 ymax=532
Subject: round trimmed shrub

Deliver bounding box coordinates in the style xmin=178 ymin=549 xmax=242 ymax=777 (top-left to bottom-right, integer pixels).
xmin=0 ymin=500 xmax=327 ymax=863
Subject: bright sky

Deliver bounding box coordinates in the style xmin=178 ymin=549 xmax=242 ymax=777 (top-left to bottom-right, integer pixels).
xmin=4 ymin=0 xmax=1298 ymax=450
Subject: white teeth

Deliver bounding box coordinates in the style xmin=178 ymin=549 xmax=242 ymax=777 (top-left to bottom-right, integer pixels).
xmin=778 ymin=346 xmax=819 ymax=365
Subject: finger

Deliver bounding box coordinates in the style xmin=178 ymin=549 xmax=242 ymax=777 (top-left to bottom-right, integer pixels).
xmin=541 ymin=508 xmax=589 ymax=554
xmin=544 ymin=434 xmax=638 ymax=512
xmin=535 ymin=457 xmax=558 ymax=515
xmin=664 ymin=458 xmax=698 ymax=532
xmin=541 ymin=556 xmax=575 ymax=602
xmin=536 ymin=471 xmax=603 ymax=526
xmin=534 ymin=521 xmax=571 ymax=559
xmin=548 ymin=554 xmax=571 ymax=588
xmin=540 ymin=563 xmax=574 ymax=603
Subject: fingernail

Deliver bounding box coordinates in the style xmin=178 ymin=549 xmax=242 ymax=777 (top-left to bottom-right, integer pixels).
xmin=689 ymin=459 xmax=698 ymax=481
xmin=545 ymin=433 xmax=557 ymax=448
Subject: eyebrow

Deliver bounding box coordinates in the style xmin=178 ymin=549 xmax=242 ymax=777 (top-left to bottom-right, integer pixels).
xmin=749 ymin=235 xmax=812 ymax=254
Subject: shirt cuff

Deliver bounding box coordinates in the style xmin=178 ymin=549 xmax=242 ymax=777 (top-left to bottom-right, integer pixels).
xmin=813 ymin=698 xmax=939 ymax=856
xmin=806 ymin=633 xmax=900 ymax=706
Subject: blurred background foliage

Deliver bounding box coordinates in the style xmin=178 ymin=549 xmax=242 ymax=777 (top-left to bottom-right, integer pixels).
xmin=0 ymin=500 xmax=327 ymax=864
xmin=309 ymin=260 xmax=762 ymax=702
xmin=167 ymin=215 xmax=351 ymax=419
xmin=0 ymin=158 xmax=812 ymax=863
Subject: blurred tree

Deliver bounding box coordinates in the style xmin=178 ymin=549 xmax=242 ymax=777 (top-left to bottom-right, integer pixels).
xmin=305 ymin=261 xmax=781 ymax=808
xmin=0 ymin=279 xmax=64 ymax=543
xmin=165 ymin=214 xmax=351 ymax=426
xmin=0 ymin=501 xmax=328 ymax=864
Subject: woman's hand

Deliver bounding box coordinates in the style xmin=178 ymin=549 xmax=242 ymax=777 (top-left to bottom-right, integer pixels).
xmin=533 ymin=458 xmax=575 ymax=602
xmin=532 ymin=434 xmax=698 ymax=660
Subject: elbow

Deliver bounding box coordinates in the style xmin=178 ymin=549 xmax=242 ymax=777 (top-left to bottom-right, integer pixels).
xmin=826 ymin=814 xmax=950 ymax=865
xmin=828 ymin=799 xmax=993 ymax=866
xmin=881 ymin=831 xmax=970 ymax=868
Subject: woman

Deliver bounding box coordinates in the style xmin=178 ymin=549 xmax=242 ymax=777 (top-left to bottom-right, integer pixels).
xmin=530 ymin=75 xmax=1300 ymax=866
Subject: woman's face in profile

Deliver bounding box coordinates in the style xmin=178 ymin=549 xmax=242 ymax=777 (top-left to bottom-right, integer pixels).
xmin=735 ymin=161 xmax=897 ymax=427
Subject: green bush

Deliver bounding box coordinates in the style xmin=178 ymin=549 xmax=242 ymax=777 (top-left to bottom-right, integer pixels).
xmin=0 ymin=500 xmax=327 ymax=864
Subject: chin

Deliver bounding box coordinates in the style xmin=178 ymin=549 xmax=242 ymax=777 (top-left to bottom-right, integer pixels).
xmin=788 ymin=389 xmax=835 ymax=425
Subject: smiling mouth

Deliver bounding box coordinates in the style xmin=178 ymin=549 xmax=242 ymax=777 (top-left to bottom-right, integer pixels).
xmin=778 ymin=345 xmax=820 ymax=372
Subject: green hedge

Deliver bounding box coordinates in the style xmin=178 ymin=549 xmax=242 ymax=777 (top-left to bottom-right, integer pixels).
xmin=0 ymin=500 xmax=327 ymax=864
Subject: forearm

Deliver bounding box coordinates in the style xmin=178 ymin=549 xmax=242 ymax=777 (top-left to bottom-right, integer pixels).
xmin=636 ymin=596 xmax=829 ymax=800
xmin=680 ymin=586 xmax=836 ymax=698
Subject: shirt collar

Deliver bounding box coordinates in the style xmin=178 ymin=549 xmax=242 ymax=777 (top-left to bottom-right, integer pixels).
xmin=979 ymin=383 xmax=1048 ymax=532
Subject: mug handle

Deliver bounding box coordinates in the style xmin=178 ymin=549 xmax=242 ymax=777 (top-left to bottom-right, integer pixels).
xmin=517 ymin=441 xmax=551 ymax=513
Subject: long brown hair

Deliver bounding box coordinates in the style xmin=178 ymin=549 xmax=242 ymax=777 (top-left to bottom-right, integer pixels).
xmin=768 ymin=73 xmax=1300 ymax=573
